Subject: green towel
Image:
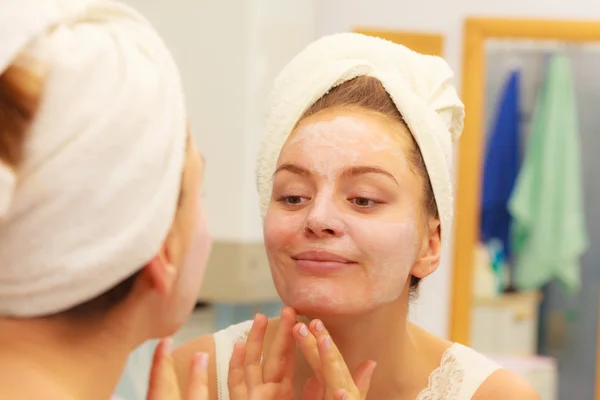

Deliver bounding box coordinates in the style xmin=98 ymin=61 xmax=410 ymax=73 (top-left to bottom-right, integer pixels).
xmin=508 ymin=53 xmax=588 ymax=293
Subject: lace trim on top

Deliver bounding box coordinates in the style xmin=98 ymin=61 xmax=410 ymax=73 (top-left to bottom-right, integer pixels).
xmin=416 ymin=345 xmax=465 ymax=400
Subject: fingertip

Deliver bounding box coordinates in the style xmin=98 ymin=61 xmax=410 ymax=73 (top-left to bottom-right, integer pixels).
xmin=309 ymin=319 xmax=325 ymax=335
xmin=254 ymin=312 xmax=266 ymax=322
xmin=162 ymin=337 xmax=174 ymax=355
xmin=292 ymin=323 xmax=301 ymax=337
xmin=281 ymin=306 xmax=297 ymax=319
xmin=251 ymin=313 xmax=268 ymax=329
xmin=317 ymin=334 xmax=332 ymax=352
xmin=193 ymin=352 xmax=209 ymax=372
xmin=323 ymin=335 xmax=332 ymax=349
xmin=334 ymin=388 xmax=349 ymax=400
xmin=368 ymin=360 xmax=378 ymax=373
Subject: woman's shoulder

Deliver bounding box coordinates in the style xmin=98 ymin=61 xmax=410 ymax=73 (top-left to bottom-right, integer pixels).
xmin=173 ymin=320 xmax=254 ymax=367
xmin=411 ymin=325 xmax=539 ymax=400
xmin=472 ymin=368 xmax=541 ymax=400
xmin=443 ymin=344 xmax=540 ymax=400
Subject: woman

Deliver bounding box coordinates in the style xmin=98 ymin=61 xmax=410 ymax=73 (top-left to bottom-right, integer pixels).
xmin=0 ymin=0 xmax=211 ymax=398
xmin=0 ymin=2 xmax=365 ymax=399
xmin=174 ymin=33 xmax=541 ymax=399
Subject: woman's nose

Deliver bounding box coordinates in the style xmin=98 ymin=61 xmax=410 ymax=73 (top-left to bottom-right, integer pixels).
xmin=304 ymin=198 xmax=344 ymax=238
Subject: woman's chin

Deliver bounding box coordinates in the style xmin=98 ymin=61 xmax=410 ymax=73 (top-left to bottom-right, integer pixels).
xmin=292 ymin=302 xmax=358 ymax=317
xmin=282 ymin=284 xmax=371 ymax=317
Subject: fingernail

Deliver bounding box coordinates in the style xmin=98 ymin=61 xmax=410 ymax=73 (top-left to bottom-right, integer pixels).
xmin=166 ymin=264 xmax=177 ymax=275
xmin=323 ymin=335 xmax=332 ymax=349
xmin=315 ymin=320 xmax=324 ymax=332
xmin=335 ymin=389 xmax=348 ymax=400
xmin=164 ymin=337 xmax=173 ymax=354
xmin=195 ymin=352 xmax=209 ymax=370
xmin=299 ymin=324 xmax=309 ymax=337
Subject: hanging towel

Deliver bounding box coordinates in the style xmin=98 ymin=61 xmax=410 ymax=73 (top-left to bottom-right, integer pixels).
xmin=481 ymin=69 xmax=521 ymax=259
xmin=508 ymin=53 xmax=588 ymax=293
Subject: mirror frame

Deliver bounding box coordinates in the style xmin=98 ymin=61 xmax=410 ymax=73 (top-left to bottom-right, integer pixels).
xmin=451 ymin=17 xmax=600 ymax=400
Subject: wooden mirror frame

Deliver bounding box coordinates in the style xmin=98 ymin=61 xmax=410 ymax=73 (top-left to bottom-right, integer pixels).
xmin=449 ymin=17 xmax=600 ymax=400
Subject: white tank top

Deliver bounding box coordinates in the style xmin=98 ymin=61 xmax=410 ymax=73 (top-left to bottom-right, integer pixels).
xmin=213 ymin=321 xmax=502 ymax=400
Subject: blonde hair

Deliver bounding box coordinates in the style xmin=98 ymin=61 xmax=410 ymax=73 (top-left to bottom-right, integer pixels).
xmin=0 ymin=63 xmax=42 ymax=169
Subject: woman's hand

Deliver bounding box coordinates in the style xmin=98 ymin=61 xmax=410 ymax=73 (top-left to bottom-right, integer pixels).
xmin=147 ymin=338 xmax=209 ymax=400
xmin=294 ymin=319 xmax=376 ymax=400
xmin=227 ymin=307 xmax=376 ymax=400
xmin=228 ymin=308 xmax=297 ymax=399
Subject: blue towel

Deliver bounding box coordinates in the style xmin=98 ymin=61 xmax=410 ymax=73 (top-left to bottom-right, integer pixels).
xmin=481 ymin=69 xmax=521 ymax=259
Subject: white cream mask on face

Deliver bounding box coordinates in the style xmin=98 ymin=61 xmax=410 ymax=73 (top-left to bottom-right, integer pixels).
xmin=257 ymin=32 xmax=465 ymax=254
xmin=285 ymin=114 xmax=409 ymax=177
xmin=266 ymin=112 xmax=422 ymax=310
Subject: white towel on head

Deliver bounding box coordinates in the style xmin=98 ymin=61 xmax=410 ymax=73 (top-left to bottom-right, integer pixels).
xmin=0 ymin=0 xmax=187 ymax=317
xmin=256 ymin=32 xmax=464 ymax=245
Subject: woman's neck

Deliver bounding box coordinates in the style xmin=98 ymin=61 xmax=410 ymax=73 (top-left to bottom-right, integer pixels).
xmin=294 ymin=298 xmax=439 ymax=399
xmin=0 ymin=314 xmax=138 ymax=400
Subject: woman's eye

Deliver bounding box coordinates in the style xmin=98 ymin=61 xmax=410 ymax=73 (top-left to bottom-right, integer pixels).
xmin=280 ymin=196 xmax=309 ymax=205
xmin=350 ymin=197 xmax=378 ymax=207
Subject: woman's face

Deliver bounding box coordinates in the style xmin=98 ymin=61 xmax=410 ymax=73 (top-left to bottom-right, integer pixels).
xmin=264 ymin=108 xmax=431 ymax=316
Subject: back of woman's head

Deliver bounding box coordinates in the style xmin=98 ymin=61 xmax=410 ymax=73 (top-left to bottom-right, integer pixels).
xmin=0 ymin=0 xmax=204 ymax=327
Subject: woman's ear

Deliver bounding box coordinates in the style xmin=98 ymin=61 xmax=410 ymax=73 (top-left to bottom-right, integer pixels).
xmin=410 ymin=218 xmax=441 ymax=279
xmin=143 ymin=243 xmax=178 ymax=297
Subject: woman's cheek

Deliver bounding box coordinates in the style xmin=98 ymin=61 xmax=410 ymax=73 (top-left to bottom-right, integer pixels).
xmin=346 ymin=215 xmax=420 ymax=303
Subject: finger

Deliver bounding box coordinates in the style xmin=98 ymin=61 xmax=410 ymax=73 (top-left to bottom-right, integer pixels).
xmin=147 ymin=338 xmax=169 ymax=397
xmin=244 ymin=314 xmax=268 ymax=389
xmin=293 ymin=322 xmax=323 ymax=382
xmin=301 ymin=377 xmax=324 ymax=400
xmin=311 ymin=321 xmax=376 ymax=399
xmin=352 ymin=361 xmax=377 ymax=399
xmin=228 ymin=342 xmax=249 ymax=399
xmin=147 ymin=338 xmax=181 ymax=400
xmin=316 ymin=334 xmax=353 ymax=393
xmin=309 ymin=319 xmax=354 ymax=390
xmin=185 ymin=352 xmax=210 ymax=400
xmin=333 ymin=388 xmax=356 ymax=400
xmin=262 ymin=307 xmax=296 ymax=383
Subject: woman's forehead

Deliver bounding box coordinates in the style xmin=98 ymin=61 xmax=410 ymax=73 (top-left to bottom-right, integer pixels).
xmin=281 ymin=110 xmax=412 ymax=166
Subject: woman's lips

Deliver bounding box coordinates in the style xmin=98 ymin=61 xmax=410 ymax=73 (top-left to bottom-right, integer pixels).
xmin=291 ymin=251 xmax=357 ymax=273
